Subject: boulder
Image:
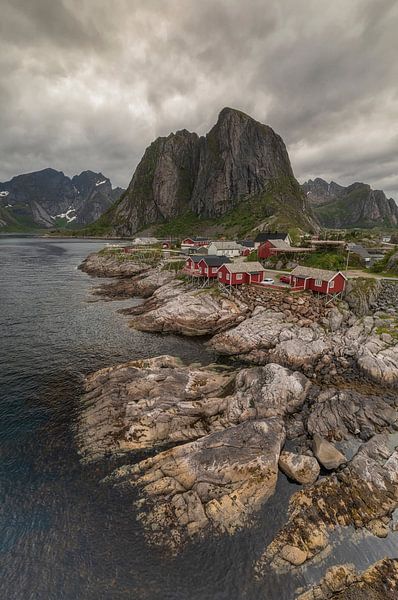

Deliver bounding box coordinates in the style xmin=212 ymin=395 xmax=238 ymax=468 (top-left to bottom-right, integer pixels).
xmin=312 ymin=434 xmax=346 ymax=470
xmin=278 ymin=451 xmax=320 ymax=485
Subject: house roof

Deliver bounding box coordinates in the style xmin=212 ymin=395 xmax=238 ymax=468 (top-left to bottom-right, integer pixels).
xmin=290 ymin=266 xmax=347 ymax=281
xmin=199 ymin=255 xmax=231 ymax=266
xmin=183 ymin=236 xmax=209 ymax=242
xmin=188 ymin=255 xmax=231 ymax=266
xmin=209 ymin=241 xmax=243 ymax=250
xmin=223 ymin=261 xmax=265 ymax=273
xmin=267 ymin=239 xmax=292 ymax=250
xmin=254 ymin=231 xmax=288 ymax=243
xmin=237 ymin=240 xmax=255 ymax=247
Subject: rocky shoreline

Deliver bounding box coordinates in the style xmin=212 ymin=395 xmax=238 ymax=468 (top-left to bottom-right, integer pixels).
xmin=77 ymin=250 xmax=398 ymax=596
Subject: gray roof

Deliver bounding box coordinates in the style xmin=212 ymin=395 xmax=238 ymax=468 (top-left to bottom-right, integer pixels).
xmin=223 ymin=261 xmax=265 ymax=273
xmin=290 ymin=266 xmax=346 ymax=281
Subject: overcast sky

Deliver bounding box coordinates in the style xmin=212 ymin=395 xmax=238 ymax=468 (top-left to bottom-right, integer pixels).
xmin=1 ymin=0 xmax=397 ymax=199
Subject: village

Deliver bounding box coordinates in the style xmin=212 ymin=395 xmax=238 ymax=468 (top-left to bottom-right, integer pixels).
xmin=113 ymin=229 xmax=398 ymax=304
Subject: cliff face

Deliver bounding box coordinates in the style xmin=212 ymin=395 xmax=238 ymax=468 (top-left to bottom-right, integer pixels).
xmin=303 ymin=178 xmax=398 ymax=228
xmin=110 ymin=107 xmax=316 ymax=236
xmin=0 ymin=168 xmax=124 ymax=230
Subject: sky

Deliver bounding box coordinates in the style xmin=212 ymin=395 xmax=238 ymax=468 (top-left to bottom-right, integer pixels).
xmin=1 ymin=0 xmax=398 ymax=199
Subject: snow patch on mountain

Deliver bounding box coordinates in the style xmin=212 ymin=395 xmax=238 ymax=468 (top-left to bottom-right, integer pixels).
xmin=52 ymin=208 xmax=77 ymax=223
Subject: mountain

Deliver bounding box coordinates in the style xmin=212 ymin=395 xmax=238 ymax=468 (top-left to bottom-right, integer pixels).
xmin=303 ymin=178 xmax=398 ymax=229
xmin=0 ymin=168 xmax=124 ymax=231
xmin=100 ymin=107 xmax=317 ymax=237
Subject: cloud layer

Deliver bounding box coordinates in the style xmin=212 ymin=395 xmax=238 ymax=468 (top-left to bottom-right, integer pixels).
xmin=1 ymin=0 xmax=397 ymax=198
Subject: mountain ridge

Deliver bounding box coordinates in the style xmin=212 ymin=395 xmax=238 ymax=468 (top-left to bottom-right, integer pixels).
xmin=303 ymin=177 xmax=398 ymax=229
xmin=0 ymin=168 xmax=125 ymax=231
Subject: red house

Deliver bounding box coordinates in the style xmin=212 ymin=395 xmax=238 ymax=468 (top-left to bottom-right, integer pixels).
xmin=258 ymin=239 xmax=313 ymax=259
xmin=217 ymin=262 xmax=265 ymax=286
xmin=184 ymin=255 xmax=230 ymax=278
xmin=289 ymin=266 xmax=347 ymax=295
xmin=181 ymin=237 xmax=210 ymax=248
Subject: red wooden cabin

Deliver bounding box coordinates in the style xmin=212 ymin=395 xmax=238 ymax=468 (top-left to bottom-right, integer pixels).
xmin=217 ymin=262 xmax=265 ymax=286
xmin=181 ymin=237 xmax=210 ymax=248
xmin=184 ymin=255 xmax=230 ymax=277
xmin=289 ymin=266 xmax=347 ymax=295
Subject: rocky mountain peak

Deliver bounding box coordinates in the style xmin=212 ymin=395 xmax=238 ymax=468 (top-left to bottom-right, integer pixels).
xmin=108 ymin=107 xmax=315 ymax=236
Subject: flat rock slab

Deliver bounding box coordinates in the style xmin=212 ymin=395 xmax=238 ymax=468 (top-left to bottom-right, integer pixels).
xmin=108 ymin=418 xmax=285 ymax=551
xmin=257 ymin=434 xmax=398 ymax=573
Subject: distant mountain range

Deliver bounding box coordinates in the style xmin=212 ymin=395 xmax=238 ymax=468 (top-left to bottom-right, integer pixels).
xmin=87 ymin=107 xmax=318 ymax=237
xmin=303 ymin=178 xmax=398 ymax=229
xmin=0 ymin=168 xmax=124 ymax=231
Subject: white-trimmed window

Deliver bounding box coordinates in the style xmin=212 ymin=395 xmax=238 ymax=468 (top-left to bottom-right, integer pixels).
xmin=236 ymin=273 xmax=242 ymax=281
xmin=329 ymin=280 xmax=335 ymax=289
xmin=315 ymin=279 xmax=322 ymax=286
xmin=226 ymin=273 xmax=230 ymax=281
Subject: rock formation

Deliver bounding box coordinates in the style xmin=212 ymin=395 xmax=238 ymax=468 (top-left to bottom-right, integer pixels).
xmin=303 ymin=177 xmax=398 ymax=228
xmin=78 ymin=251 xmax=150 ymax=278
xmin=128 ymin=282 xmax=249 ymax=336
xmin=106 ymin=108 xmax=317 ymax=235
xmin=109 ymin=418 xmax=285 ymax=550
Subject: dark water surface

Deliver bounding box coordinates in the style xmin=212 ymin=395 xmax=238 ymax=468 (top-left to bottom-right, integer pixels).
xmin=1 ymin=237 xmax=397 ymax=600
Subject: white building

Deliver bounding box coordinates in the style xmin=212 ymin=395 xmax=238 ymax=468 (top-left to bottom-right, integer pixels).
xmin=207 ymin=241 xmax=243 ymax=257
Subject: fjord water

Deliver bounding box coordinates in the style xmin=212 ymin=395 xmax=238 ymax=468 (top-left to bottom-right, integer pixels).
xmin=0 ymin=237 xmax=396 ymax=600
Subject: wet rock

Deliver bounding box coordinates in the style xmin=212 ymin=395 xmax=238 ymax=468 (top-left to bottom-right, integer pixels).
xmin=312 ymin=434 xmax=346 ymax=470
xmin=257 ymin=435 xmax=398 ymax=572
xmin=109 ymin=419 xmax=285 ymax=550
xmin=296 ymin=558 xmax=398 ymax=599
xmin=278 ymin=451 xmax=320 ymax=485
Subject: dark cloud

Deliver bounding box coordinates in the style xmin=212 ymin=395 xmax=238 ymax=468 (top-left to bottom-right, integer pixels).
xmin=0 ymin=0 xmax=397 ymax=199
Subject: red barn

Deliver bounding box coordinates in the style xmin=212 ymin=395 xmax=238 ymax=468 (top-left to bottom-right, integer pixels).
xmin=217 ymin=262 xmax=265 ymax=286
xmin=289 ymin=266 xmax=347 ymax=295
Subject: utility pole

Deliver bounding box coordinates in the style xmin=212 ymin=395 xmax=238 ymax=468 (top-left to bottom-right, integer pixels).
xmin=345 ymin=248 xmax=350 ymax=275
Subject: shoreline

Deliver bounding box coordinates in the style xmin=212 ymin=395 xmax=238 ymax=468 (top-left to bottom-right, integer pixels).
xmin=77 ymin=248 xmax=398 ymax=596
